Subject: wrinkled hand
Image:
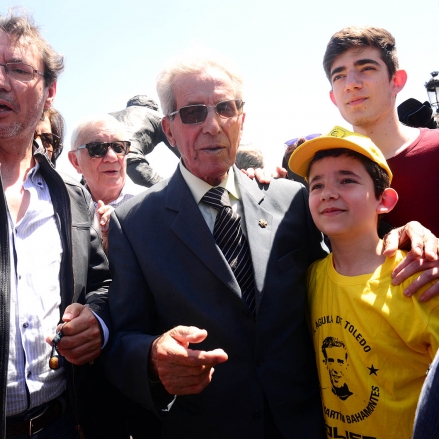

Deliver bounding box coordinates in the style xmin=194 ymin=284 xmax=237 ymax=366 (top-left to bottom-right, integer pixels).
xmin=383 ymin=221 xmax=439 ymax=301
xmin=46 ymin=303 xmax=102 ymax=365
xmin=383 ymin=221 xmax=438 ymax=260
xmin=150 ymin=326 xmax=228 ymax=395
xmin=97 ymin=200 xmax=114 ymax=254
xmin=390 ymin=251 xmax=439 ymax=301
xmin=241 ymin=166 xmax=287 ymax=183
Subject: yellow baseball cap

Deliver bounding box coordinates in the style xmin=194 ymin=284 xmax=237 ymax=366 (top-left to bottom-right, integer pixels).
xmin=288 ymin=126 xmax=393 ymax=183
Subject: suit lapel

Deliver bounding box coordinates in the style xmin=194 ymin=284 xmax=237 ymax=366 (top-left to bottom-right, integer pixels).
xmin=235 ymin=169 xmax=274 ymax=310
xmin=165 ymin=169 xmax=241 ymax=295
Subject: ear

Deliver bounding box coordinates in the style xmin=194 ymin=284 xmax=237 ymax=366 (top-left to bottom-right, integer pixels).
xmin=161 ymin=117 xmax=177 ymax=147
xmin=238 ymin=112 xmax=246 ymax=142
xmin=391 ymin=70 xmax=407 ymax=96
xmin=68 ymin=150 xmax=83 ymax=174
xmin=329 ymin=90 xmax=338 ymax=108
xmin=377 ymin=188 xmax=398 ymax=214
xmin=44 ymin=81 xmax=57 ymax=110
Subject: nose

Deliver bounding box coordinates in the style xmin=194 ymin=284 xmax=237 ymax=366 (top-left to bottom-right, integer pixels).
xmin=0 ymin=64 xmax=12 ymax=91
xmin=202 ymin=107 xmax=221 ymax=136
xmin=344 ymin=69 xmax=362 ymax=92
xmin=321 ymin=185 xmax=339 ymax=201
xmin=102 ymin=145 xmax=119 ymax=162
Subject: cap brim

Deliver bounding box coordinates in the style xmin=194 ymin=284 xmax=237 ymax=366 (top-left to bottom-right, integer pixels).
xmin=288 ymin=136 xmax=392 ymax=182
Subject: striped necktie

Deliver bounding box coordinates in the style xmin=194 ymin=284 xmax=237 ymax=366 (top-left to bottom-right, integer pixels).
xmin=202 ymin=187 xmax=256 ymax=315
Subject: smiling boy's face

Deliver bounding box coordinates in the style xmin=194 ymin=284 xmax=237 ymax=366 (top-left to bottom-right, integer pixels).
xmin=308 ymin=154 xmax=382 ymax=239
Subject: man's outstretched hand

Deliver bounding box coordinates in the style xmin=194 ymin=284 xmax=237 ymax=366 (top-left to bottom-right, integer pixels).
xmin=150 ymin=325 xmax=228 ymax=395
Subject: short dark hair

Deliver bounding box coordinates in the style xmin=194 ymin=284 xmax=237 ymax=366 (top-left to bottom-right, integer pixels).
xmin=323 ymin=26 xmax=398 ymax=82
xmin=0 ymin=8 xmax=64 ymax=86
xmin=322 ymin=337 xmax=347 ymax=360
xmin=308 ymin=148 xmax=390 ymax=199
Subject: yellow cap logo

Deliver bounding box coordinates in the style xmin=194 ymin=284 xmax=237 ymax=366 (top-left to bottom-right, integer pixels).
xmin=330 ymin=127 xmax=348 ymax=138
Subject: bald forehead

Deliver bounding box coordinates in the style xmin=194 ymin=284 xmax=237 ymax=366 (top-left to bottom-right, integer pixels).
xmin=77 ymin=121 xmax=125 ymax=145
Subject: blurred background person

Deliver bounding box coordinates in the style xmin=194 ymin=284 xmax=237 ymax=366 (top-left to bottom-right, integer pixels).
xmin=235 ymin=143 xmax=265 ymax=170
xmin=34 ymin=107 xmax=65 ymax=166
xmin=397 ymin=98 xmax=438 ymax=129
xmin=110 ymin=95 xmax=180 ymax=187
xmin=282 ymin=134 xmax=321 ymax=186
xmin=68 ymin=114 xmax=147 ymax=252
xmin=412 ymin=348 xmax=439 ymax=438
xmin=68 ymin=113 xmax=160 ymax=437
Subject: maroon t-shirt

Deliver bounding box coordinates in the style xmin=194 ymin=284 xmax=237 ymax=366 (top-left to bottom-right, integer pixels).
xmin=386 ymin=128 xmax=439 ymax=236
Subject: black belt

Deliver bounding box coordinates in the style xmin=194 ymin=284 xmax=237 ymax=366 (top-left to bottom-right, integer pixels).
xmin=6 ymin=396 xmax=65 ymax=438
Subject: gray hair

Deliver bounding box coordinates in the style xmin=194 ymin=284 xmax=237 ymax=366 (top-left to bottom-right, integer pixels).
xmin=0 ymin=8 xmax=64 ymax=86
xmin=70 ymin=114 xmax=129 ymax=151
xmin=156 ymin=47 xmax=243 ymax=116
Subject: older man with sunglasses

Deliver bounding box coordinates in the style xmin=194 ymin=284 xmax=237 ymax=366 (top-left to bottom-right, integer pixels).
xmin=68 ymin=114 xmax=146 ymax=252
xmin=104 ymin=49 xmax=329 ymax=439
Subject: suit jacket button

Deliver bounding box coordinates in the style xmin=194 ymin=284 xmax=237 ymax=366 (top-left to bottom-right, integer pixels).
xmin=256 ymin=357 xmax=265 ymax=367
xmin=241 ymin=309 xmax=250 ymax=317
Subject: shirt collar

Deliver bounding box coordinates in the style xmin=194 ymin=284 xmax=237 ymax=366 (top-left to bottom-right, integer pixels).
xmin=23 ymin=162 xmax=43 ymax=189
xmin=179 ymin=161 xmax=240 ymax=204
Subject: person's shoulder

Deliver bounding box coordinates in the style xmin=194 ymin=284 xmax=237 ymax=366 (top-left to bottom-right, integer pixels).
xmin=416 ymin=128 xmax=439 ymax=148
xmin=387 ymin=250 xmax=439 ymax=307
xmin=259 ymin=177 xmax=308 ymax=204
xmin=239 ymin=171 xmax=307 ymax=196
xmin=59 ymin=171 xmax=82 ymax=186
xmin=115 ymin=175 xmax=172 ymax=217
xmin=307 ymin=255 xmax=330 ymax=299
xmin=59 ymin=171 xmax=92 ymax=200
xmin=57 ymin=171 xmax=96 ymax=220
xmin=309 ymin=254 xmax=330 ymax=276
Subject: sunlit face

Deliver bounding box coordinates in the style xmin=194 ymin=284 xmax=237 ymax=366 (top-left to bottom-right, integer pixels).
xmin=308 ymin=155 xmax=381 ymax=239
xmin=0 ymin=31 xmax=55 ymax=144
xmin=324 ymin=346 xmax=349 ymax=389
xmin=68 ymin=123 xmax=127 ymax=204
xmin=162 ymin=67 xmax=245 ymax=186
xmin=328 ymin=47 xmax=400 ymax=130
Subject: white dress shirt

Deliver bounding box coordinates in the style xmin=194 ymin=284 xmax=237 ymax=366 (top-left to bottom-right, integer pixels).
xmin=6 ymin=164 xmax=65 ymax=416
xmin=179 ymin=162 xmax=247 ymax=235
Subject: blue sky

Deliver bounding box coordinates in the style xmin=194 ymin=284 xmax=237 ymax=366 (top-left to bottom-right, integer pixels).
xmin=6 ymin=0 xmax=439 ymax=177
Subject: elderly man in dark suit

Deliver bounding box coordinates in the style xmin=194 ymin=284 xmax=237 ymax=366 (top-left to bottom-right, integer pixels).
xmin=104 ymin=50 xmax=435 ymax=438
xmin=105 ymin=50 xmax=327 ymax=439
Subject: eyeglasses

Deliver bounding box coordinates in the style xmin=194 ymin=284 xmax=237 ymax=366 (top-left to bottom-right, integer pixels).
xmin=76 ymin=141 xmax=131 ymax=158
xmin=34 ymin=133 xmax=63 ymax=160
xmin=0 ymin=62 xmax=45 ymax=83
xmin=168 ymin=99 xmax=244 ymax=124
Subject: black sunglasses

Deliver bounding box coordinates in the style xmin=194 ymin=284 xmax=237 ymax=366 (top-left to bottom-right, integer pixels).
xmin=34 ymin=133 xmax=63 ymax=160
xmin=168 ymin=99 xmax=244 ymax=124
xmin=76 ymin=141 xmax=131 ymax=158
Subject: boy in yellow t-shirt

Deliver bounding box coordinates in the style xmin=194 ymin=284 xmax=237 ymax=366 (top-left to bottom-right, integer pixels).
xmin=289 ymin=126 xmax=439 ymax=439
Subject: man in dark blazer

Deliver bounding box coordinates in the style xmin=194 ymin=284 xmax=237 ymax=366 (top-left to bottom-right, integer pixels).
xmin=105 ymin=48 xmax=439 ymax=438
xmin=105 ymin=50 xmax=328 ymax=439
